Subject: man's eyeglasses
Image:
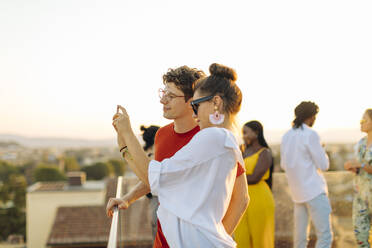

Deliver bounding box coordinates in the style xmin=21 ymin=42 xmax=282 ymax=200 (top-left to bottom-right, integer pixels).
xmin=190 ymin=95 xmax=214 ymax=115
xmin=158 ymin=88 xmax=185 ymax=101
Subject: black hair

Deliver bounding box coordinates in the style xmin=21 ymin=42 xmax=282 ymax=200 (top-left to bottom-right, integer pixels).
xmin=244 ymin=120 xmax=274 ymax=189
xmin=293 ymin=101 xmax=319 ymax=129
xmin=140 ymin=125 xmax=160 ymax=151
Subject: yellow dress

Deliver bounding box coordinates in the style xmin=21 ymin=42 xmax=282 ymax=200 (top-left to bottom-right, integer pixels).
xmin=234 ymin=148 xmax=275 ymax=248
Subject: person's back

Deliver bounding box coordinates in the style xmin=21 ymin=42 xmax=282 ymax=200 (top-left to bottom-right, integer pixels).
xmin=281 ymin=124 xmax=329 ymax=203
xmin=280 ymin=101 xmax=333 ymax=248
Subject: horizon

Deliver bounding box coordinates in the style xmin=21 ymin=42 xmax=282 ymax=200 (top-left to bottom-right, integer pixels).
xmin=0 ymin=126 xmax=365 ymax=146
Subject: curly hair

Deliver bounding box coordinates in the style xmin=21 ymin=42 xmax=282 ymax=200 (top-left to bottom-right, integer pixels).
xmin=163 ymin=66 xmax=205 ymax=101
xmin=293 ymin=101 xmax=319 ymax=129
xmin=193 ymin=63 xmax=242 ymax=116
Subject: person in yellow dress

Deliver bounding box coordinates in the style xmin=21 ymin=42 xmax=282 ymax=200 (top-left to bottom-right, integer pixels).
xmin=234 ymin=120 xmax=275 ymax=248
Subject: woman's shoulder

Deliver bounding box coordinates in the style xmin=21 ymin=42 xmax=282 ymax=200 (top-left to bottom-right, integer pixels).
xmin=197 ymin=127 xmax=237 ymax=144
xmin=194 ymin=127 xmax=225 ymax=140
xmin=355 ymin=137 xmax=367 ymax=148
xmin=358 ymin=136 xmax=367 ymax=144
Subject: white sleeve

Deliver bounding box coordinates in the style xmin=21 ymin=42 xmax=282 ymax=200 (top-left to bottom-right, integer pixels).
xmin=148 ymin=128 xmax=231 ymax=195
xmin=147 ymin=129 xmax=239 ymax=223
xmin=307 ymin=131 xmax=329 ymax=171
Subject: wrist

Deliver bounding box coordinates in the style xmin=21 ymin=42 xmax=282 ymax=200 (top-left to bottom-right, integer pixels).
xmin=121 ymin=195 xmax=131 ymax=204
xmin=120 ymin=146 xmax=128 ymax=153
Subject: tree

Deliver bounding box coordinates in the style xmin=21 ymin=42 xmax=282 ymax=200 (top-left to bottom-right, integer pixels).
xmin=0 ymin=161 xmax=26 ymax=241
xmin=107 ymin=159 xmax=126 ymax=176
xmin=0 ymin=207 xmax=25 ymax=241
xmin=82 ymin=162 xmax=113 ymax=180
xmin=0 ymin=161 xmax=19 ymax=182
xmin=33 ymin=165 xmax=65 ymax=182
xmin=9 ymin=175 xmax=26 ymax=208
xmin=62 ymin=157 xmax=80 ymax=172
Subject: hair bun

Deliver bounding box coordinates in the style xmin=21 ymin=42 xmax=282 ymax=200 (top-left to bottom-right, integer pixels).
xmin=140 ymin=125 xmax=147 ymax=131
xmin=209 ymin=63 xmax=237 ymax=81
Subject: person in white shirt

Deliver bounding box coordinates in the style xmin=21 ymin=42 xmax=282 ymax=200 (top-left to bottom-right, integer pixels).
xmin=280 ymin=101 xmax=333 ymax=248
xmin=107 ymin=63 xmax=249 ymax=248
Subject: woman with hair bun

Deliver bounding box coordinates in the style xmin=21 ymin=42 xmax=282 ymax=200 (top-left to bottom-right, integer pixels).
xmin=108 ymin=63 xmax=249 ymax=248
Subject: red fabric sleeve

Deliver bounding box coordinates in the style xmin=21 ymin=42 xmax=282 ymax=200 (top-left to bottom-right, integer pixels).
xmin=236 ymin=162 xmax=245 ymax=178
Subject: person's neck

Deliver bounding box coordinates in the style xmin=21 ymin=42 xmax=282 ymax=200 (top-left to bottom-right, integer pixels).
xmin=220 ymin=116 xmax=233 ymax=130
xmin=303 ymin=120 xmax=312 ymax=127
xmin=247 ymin=140 xmax=261 ymax=151
xmin=367 ymin=131 xmax=372 ymax=146
xmin=173 ymin=115 xmax=197 ymax=134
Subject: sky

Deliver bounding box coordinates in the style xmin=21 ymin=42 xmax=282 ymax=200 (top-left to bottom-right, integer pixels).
xmin=0 ymin=0 xmax=371 ymax=142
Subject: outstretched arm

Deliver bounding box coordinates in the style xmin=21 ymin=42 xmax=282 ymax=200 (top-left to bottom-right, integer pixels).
xmin=106 ymin=181 xmax=151 ymax=217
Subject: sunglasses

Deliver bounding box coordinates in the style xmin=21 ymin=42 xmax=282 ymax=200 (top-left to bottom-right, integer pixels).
xmin=190 ymin=95 xmax=214 ymax=115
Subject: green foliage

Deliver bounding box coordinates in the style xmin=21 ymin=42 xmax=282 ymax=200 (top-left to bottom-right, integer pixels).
xmin=0 ymin=207 xmax=25 ymax=241
xmin=107 ymin=159 xmax=126 ymax=176
xmin=63 ymin=157 xmax=80 ymax=172
xmin=81 ymin=162 xmax=113 ymax=180
xmin=33 ymin=165 xmax=66 ymax=182
xmin=0 ymin=161 xmax=19 ymax=182
xmin=0 ymin=161 xmax=26 ymax=241
xmin=9 ymin=175 xmax=26 ymax=207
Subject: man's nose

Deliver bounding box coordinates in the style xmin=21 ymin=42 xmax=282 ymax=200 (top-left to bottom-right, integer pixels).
xmin=160 ymin=96 xmax=168 ymax=105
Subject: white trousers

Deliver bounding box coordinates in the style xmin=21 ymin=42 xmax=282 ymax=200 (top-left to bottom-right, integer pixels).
xmin=294 ymin=193 xmax=333 ymax=248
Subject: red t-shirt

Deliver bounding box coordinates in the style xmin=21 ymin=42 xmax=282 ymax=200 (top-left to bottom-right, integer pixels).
xmin=153 ymin=123 xmax=245 ymax=248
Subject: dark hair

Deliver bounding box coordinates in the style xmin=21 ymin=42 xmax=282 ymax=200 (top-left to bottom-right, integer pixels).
xmin=365 ymin=109 xmax=372 ymax=119
xmin=140 ymin=125 xmax=160 ymax=151
xmin=193 ymin=63 xmax=242 ymax=116
xmin=163 ymin=66 xmax=205 ymax=101
xmin=293 ymin=101 xmax=319 ymax=129
xmin=244 ymin=120 xmax=274 ymax=189
xmin=244 ymin=121 xmax=269 ymax=148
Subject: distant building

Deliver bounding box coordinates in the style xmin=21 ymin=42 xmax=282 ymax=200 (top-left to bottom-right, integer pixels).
xmin=26 ymin=172 xmax=105 ymax=248
xmin=26 ymin=173 xmax=153 ymax=248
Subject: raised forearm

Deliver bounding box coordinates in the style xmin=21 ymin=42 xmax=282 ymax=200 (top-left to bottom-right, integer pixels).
xmin=121 ymin=130 xmax=151 ymax=186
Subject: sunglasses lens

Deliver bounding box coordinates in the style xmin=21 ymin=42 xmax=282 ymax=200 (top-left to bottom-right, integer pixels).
xmin=191 ymin=103 xmax=198 ymax=115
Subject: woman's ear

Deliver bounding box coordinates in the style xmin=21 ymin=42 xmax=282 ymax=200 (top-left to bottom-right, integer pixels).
xmin=186 ymin=98 xmax=193 ymax=110
xmin=213 ymin=95 xmax=223 ymax=110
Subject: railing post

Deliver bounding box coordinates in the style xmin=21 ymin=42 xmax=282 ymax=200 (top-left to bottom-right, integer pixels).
xmin=107 ymin=176 xmax=123 ymax=248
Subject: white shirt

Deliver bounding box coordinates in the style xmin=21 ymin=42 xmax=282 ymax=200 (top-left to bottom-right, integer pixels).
xmin=280 ymin=124 xmax=329 ymax=203
xmin=148 ymin=127 xmax=244 ymax=248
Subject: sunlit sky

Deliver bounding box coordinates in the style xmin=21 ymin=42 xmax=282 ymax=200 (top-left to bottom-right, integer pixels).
xmin=0 ymin=0 xmax=371 ymax=142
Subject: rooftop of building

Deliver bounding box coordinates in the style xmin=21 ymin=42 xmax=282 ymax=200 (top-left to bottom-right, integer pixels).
xmin=27 ymin=180 xmax=105 ymax=193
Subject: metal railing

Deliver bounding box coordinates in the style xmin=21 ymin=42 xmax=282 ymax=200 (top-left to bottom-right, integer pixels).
xmin=107 ymin=176 xmax=123 ymax=248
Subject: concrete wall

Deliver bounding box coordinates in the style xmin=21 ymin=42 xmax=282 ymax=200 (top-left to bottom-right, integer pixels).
xmin=26 ymin=190 xmax=105 ymax=248
xmin=273 ymin=171 xmax=361 ymax=248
